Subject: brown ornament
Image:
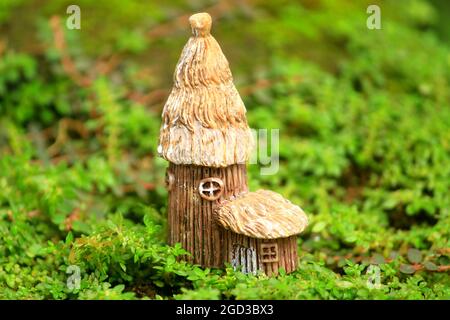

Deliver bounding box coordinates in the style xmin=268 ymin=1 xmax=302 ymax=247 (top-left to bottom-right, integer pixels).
xmin=158 ymin=12 xmax=308 ymax=276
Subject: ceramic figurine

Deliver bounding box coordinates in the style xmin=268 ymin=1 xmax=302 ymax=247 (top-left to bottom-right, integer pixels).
xmin=158 ymin=12 xmax=308 ymax=276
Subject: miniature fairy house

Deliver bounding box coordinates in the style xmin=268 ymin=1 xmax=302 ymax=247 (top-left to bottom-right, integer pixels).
xmin=158 ymin=12 xmax=308 ymax=276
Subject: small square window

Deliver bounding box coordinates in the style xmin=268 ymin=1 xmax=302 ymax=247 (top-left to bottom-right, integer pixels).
xmin=260 ymin=243 xmax=278 ymax=263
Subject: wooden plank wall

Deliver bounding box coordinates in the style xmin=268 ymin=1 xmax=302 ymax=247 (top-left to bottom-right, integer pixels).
xmin=167 ymin=163 xmax=248 ymax=267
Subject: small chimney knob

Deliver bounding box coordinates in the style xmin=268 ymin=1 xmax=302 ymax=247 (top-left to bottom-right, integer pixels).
xmin=189 ymin=12 xmax=212 ymax=37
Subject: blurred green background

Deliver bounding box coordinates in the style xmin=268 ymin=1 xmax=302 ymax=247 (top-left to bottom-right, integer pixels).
xmin=0 ymin=0 xmax=449 ymax=299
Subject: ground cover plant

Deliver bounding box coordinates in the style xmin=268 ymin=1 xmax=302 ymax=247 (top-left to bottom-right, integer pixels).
xmin=0 ymin=0 xmax=449 ymax=299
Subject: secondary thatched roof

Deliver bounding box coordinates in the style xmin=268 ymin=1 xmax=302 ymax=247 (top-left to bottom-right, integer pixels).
xmin=158 ymin=12 xmax=253 ymax=167
xmin=214 ymin=190 xmax=309 ymax=239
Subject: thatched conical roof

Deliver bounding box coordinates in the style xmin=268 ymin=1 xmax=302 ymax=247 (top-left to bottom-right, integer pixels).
xmin=158 ymin=12 xmax=253 ymax=167
xmin=214 ymin=190 xmax=309 ymax=239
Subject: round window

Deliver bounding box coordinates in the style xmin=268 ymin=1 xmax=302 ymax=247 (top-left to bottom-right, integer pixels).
xmin=198 ymin=177 xmax=224 ymax=201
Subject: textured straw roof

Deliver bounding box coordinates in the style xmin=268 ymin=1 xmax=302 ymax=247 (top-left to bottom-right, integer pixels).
xmin=214 ymin=190 xmax=309 ymax=239
xmin=158 ymin=12 xmax=253 ymax=167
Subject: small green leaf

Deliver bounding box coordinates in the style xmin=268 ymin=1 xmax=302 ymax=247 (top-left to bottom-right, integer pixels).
xmin=424 ymin=261 xmax=438 ymax=271
xmin=336 ymin=280 xmax=353 ymax=288
xmin=371 ymin=253 xmax=385 ymax=265
xmin=6 ymin=276 xmax=15 ymax=289
xmin=407 ymin=249 xmax=422 ymax=264
xmin=65 ymin=232 xmax=74 ymax=245
xmin=389 ymin=251 xmax=399 ymax=260
xmin=400 ymin=264 xmax=415 ymax=274
xmin=312 ymin=221 xmax=326 ymax=233
xmin=113 ymin=284 xmax=125 ymax=292
xmin=194 ymin=267 xmax=204 ymax=277
xmin=166 ymin=255 xmax=176 ymax=265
